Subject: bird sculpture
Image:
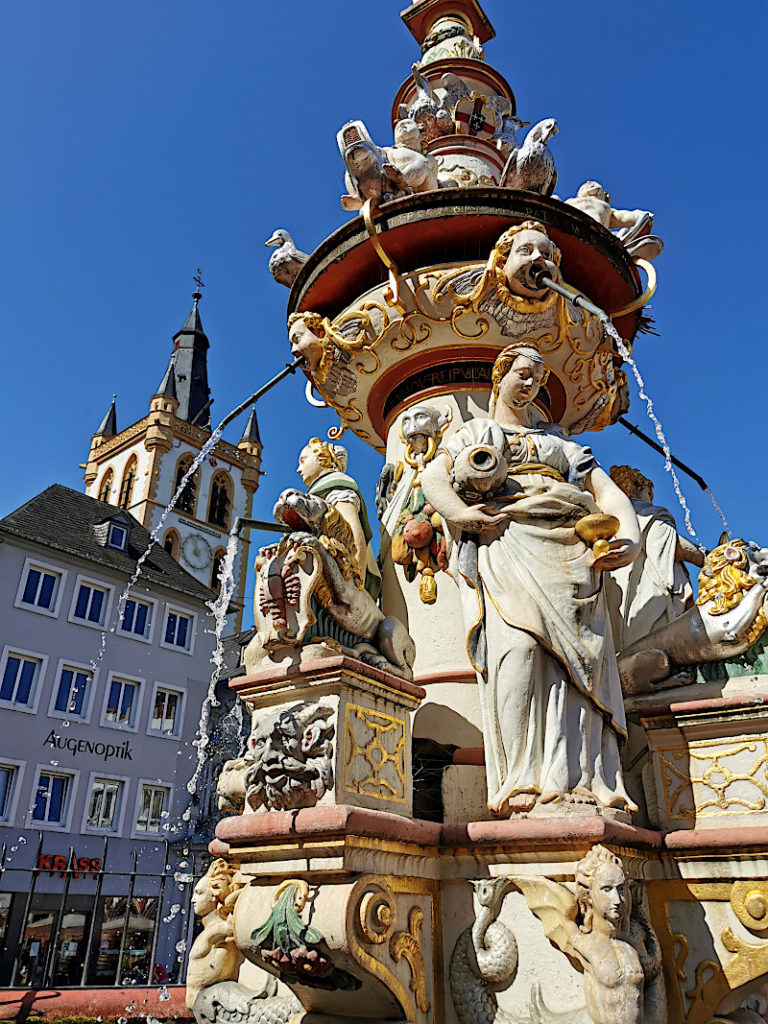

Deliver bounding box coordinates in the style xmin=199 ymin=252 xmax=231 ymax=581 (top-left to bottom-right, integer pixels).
xmin=500 ymin=117 xmax=559 ymax=196
xmin=265 ymin=229 xmax=309 ymax=288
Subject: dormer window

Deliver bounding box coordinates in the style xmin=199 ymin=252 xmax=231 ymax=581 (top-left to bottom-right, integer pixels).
xmin=107 ymin=523 xmax=127 ymax=550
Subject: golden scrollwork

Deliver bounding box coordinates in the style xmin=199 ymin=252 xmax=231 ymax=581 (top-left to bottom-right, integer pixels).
xmin=347 ymin=877 xmax=437 ymax=1023
xmin=659 ymin=735 xmax=768 ymax=818
xmin=356 ymin=887 xmax=396 ymax=945
xmin=731 ymin=881 xmax=768 ymax=934
xmin=343 ymin=703 xmax=407 ymax=803
xmin=390 ymin=906 xmax=431 ymax=1013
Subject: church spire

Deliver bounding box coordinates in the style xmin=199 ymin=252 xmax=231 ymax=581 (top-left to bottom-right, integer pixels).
xmin=168 ymin=276 xmax=212 ymax=430
xmin=94 ymin=395 xmax=117 ymax=437
xmin=240 ymin=407 xmax=261 ymax=445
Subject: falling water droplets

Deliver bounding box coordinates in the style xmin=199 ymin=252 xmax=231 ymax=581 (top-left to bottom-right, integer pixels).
xmin=185 ymin=531 xmax=239 ymax=813
xmin=90 ymin=425 xmax=225 ymax=672
xmin=608 ymin=323 xmax=699 ymax=541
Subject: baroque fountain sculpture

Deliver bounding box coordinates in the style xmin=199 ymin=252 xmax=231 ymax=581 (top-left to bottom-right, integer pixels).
xmin=189 ymin=2 xmax=768 ymax=1022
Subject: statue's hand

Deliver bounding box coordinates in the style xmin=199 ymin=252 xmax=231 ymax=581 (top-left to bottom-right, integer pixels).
xmin=449 ymin=504 xmax=509 ymax=533
xmin=594 ymin=537 xmax=640 ymax=571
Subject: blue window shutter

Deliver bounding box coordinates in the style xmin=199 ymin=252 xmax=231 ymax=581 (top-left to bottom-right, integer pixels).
xmin=0 ymin=658 xmax=19 ymax=701
xmin=89 ymin=589 xmax=104 ymax=623
xmin=22 ymin=569 xmax=40 ymax=604
xmin=39 ymin=573 xmax=56 ymax=608
xmin=16 ymin=659 xmax=35 ymax=704
xmin=74 ymin=585 xmax=90 ymax=619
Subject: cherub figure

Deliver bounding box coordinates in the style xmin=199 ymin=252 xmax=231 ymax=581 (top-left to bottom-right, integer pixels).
xmin=513 ymin=846 xmax=666 ymax=1024
xmin=565 ymin=181 xmax=663 ymax=261
xmin=186 ymin=859 xmax=245 ymax=1008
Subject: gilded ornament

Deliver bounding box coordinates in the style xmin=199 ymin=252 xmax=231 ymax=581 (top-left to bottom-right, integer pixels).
xmin=390 ymin=906 xmax=430 ymax=1013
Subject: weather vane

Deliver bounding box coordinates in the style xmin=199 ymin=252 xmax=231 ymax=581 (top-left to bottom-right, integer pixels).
xmin=193 ymin=267 xmax=205 ymax=292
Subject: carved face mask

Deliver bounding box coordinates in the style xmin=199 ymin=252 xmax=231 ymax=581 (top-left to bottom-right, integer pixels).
xmin=245 ymin=703 xmax=335 ymax=812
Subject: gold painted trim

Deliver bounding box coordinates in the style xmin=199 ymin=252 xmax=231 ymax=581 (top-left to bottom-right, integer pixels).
xmin=609 ymin=258 xmax=657 ymax=317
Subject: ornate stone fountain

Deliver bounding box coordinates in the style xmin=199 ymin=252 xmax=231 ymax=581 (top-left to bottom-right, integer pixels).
xmin=189 ymin=2 xmax=768 ymax=1022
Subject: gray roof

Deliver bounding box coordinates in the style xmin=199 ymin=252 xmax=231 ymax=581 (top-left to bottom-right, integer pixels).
xmin=170 ymin=293 xmax=212 ymax=429
xmin=0 ymin=484 xmax=216 ymax=605
xmin=95 ymin=397 xmax=117 ymax=436
xmin=155 ymin=362 xmax=178 ymax=400
xmin=219 ymin=627 xmax=256 ymax=681
xmin=240 ymin=407 xmax=261 ymax=445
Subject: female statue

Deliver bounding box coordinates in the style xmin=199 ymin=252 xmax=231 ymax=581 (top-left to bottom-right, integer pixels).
xmin=296 ymin=437 xmax=382 ymax=598
xmin=421 ymin=341 xmax=640 ymax=816
xmin=186 ymin=858 xmax=244 ymax=1007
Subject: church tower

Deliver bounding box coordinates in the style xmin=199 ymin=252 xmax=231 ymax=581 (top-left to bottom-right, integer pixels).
xmin=83 ymin=286 xmax=262 ymax=631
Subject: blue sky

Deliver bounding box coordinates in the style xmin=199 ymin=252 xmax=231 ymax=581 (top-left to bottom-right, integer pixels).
xmin=2 ymin=0 xmax=766 ymax=616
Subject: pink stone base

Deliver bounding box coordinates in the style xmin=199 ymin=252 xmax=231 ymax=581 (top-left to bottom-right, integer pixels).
xmin=214 ymin=804 xmax=660 ymax=854
xmin=214 ymin=804 xmax=768 ymax=858
xmin=0 ymin=985 xmax=191 ymax=1020
xmin=230 ymin=654 xmax=426 ymax=701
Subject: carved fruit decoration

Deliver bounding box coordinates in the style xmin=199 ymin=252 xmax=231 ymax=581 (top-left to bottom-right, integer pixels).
xmin=393 ymin=484 xmax=448 ymax=604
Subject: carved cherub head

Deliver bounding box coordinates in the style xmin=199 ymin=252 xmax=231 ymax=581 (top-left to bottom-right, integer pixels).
xmin=245 ymin=702 xmax=335 ymax=812
xmin=490 ymin=341 xmax=550 ymax=417
xmin=610 ymin=465 xmax=654 ymax=504
xmin=500 ymin=221 xmax=562 ymax=299
xmin=192 ymin=858 xmax=241 ymax=920
xmin=399 ymin=404 xmax=451 ymax=459
xmin=288 ymin=311 xmax=327 ymax=374
xmin=394 ymin=117 xmax=422 ymax=152
xmin=577 ymin=180 xmax=610 ymax=203
xmin=575 ymin=845 xmax=629 ymax=935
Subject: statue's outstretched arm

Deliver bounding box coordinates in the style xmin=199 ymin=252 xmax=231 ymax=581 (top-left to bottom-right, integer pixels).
xmin=585 ymin=467 xmax=640 ymax=571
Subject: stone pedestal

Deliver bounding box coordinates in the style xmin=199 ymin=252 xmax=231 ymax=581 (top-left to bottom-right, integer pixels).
xmin=630 ymin=688 xmax=768 ymax=832
xmin=232 ymin=655 xmax=425 ymax=817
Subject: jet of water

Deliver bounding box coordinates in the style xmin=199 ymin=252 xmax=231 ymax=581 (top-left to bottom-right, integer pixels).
xmin=90 ymin=425 xmax=225 ymax=671
xmin=184 ymin=530 xmax=239 ymax=816
xmin=606 ymin=322 xmax=699 ymax=541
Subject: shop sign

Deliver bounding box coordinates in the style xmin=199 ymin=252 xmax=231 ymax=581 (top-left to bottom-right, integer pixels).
xmin=37 ymin=852 xmax=102 ymax=877
xmin=43 ymin=729 xmax=133 ymax=762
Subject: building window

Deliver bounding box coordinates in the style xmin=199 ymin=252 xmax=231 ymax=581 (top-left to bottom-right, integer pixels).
xmin=210 ymin=547 xmax=226 ymax=590
xmin=150 ymin=687 xmax=182 ymax=737
xmin=0 ymin=765 xmax=19 ymax=821
xmin=32 ymin=771 xmax=72 ymax=825
xmin=174 ymin=455 xmax=197 ymax=515
xmin=53 ymin=665 xmax=92 ymax=718
xmin=207 ymin=472 xmax=232 ymax=529
xmin=0 ymin=652 xmax=41 ymax=707
xmin=135 ymin=784 xmax=169 ymax=833
xmin=20 ymin=564 xmax=61 ymax=612
xmin=120 ymin=598 xmax=153 ymax=639
xmin=107 ymin=523 xmax=128 ymax=550
xmin=118 ymin=456 xmax=137 ymax=509
xmin=98 ymin=469 xmax=114 ymax=503
xmin=104 ymin=676 xmax=140 ymax=729
xmin=71 ymin=581 xmax=110 ymax=626
xmin=163 ymin=529 xmax=180 ymax=560
xmin=163 ymin=609 xmax=193 ymax=652
xmin=86 ymin=778 xmax=123 ymax=830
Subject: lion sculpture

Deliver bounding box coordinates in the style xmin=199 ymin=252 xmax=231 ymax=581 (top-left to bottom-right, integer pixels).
xmin=618 ymin=538 xmax=768 ymax=694
xmin=244 ymin=489 xmax=415 ymax=680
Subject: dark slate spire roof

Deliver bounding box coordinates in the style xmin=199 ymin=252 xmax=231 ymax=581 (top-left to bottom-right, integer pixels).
xmin=155 ymin=361 xmax=178 ymax=400
xmin=240 ymin=407 xmax=261 ymax=445
xmin=169 ymin=290 xmax=212 ymax=429
xmin=95 ymin=396 xmax=117 ymax=436
xmin=0 ymin=484 xmax=215 ymax=604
